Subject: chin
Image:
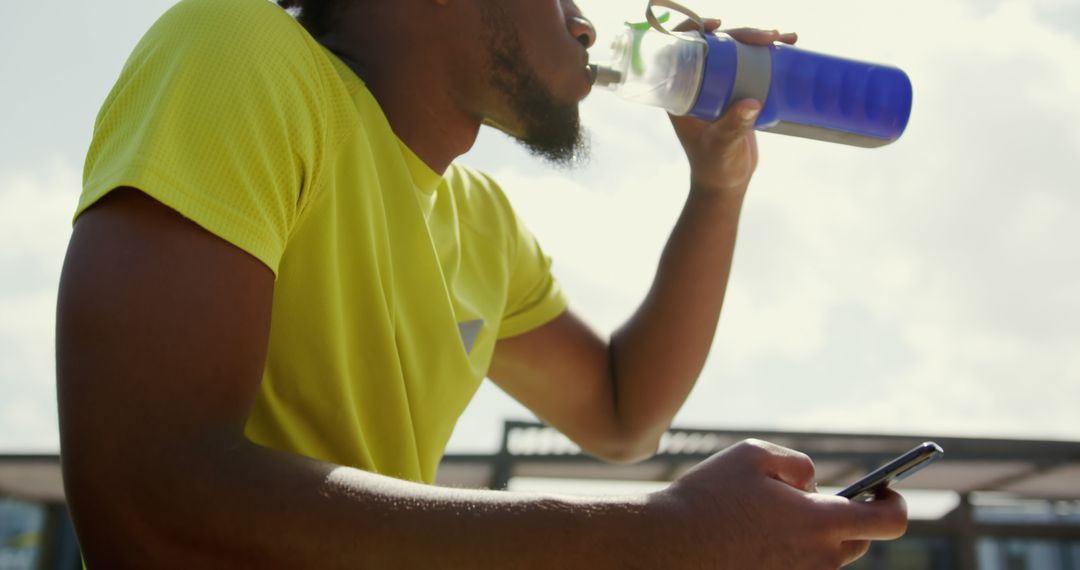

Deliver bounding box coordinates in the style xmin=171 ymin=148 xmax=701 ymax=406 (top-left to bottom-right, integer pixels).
xmin=481 ymin=117 xmax=527 ymax=140
xmin=558 ymin=72 xmax=593 ymax=104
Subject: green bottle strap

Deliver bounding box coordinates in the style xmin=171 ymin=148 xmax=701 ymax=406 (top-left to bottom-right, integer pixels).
xmin=627 ymin=12 xmax=669 ymax=74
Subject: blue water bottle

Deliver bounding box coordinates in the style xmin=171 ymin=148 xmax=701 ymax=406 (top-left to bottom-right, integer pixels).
xmin=589 ymin=23 xmax=913 ymax=148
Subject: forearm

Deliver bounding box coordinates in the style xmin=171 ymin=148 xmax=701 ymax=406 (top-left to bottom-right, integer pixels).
xmin=73 ymin=439 xmax=653 ymax=568
xmin=610 ymin=186 xmax=745 ymax=442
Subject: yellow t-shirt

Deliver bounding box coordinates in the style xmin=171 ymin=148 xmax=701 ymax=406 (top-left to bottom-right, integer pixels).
xmin=78 ymin=0 xmax=567 ymax=483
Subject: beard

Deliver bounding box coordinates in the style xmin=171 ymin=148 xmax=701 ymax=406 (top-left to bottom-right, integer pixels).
xmin=479 ymin=4 xmax=590 ymax=168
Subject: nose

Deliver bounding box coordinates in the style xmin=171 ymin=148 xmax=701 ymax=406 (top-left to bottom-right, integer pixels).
xmin=567 ymin=15 xmax=596 ymax=49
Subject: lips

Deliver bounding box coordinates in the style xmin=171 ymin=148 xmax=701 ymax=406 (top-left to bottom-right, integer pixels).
xmin=579 ymin=66 xmax=594 ymax=98
xmin=574 ymin=50 xmax=593 ymax=99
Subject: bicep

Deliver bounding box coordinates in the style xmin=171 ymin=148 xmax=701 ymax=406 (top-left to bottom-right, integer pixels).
xmin=57 ymin=186 xmax=274 ymax=467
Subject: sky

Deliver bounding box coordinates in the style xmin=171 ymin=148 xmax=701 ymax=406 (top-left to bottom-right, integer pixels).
xmin=1 ymin=0 xmax=1078 ymax=454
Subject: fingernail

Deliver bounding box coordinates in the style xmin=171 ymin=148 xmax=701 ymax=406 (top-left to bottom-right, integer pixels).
xmin=742 ymin=108 xmax=759 ymax=122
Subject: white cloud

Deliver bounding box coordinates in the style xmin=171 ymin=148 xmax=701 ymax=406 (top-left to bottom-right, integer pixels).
xmin=686 ymin=0 xmax=1080 ymax=440
xmin=0 ymin=159 xmax=80 ymax=451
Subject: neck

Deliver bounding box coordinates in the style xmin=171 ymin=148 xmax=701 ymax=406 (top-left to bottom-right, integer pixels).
xmin=317 ymin=19 xmax=483 ymax=174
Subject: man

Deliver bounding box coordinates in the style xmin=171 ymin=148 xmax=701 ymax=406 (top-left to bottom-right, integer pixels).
xmin=56 ymin=0 xmax=907 ymax=566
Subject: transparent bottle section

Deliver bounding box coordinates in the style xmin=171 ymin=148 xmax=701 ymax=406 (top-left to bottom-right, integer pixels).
xmin=593 ymin=29 xmax=706 ymax=116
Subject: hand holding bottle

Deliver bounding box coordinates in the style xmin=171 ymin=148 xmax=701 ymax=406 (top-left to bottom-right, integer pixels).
xmin=589 ymin=5 xmax=913 ymax=151
xmin=667 ymin=22 xmax=797 ymax=196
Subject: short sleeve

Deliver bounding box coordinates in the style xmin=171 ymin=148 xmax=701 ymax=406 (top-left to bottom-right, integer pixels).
xmin=497 ymin=212 xmax=569 ymax=339
xmin=78 ymin=0 xmax=327 ymax=275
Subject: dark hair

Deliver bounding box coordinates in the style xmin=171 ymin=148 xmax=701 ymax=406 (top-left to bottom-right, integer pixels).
xmin=277 ymin=0 xmax=340 ymax=37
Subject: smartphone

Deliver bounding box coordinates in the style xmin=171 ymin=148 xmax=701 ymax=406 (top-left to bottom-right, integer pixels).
xmin=836 ymin=442 xmax=944 ymax=501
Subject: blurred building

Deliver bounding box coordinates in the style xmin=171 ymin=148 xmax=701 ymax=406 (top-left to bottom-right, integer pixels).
xmin=3 ymin=420 xmax=1079 ymax=569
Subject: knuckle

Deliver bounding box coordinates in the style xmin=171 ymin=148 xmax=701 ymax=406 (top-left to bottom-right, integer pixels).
xmin=728 ymin=439 xmax=769 ymax=466
xmin=736 ymin=438 xmax=774 ymax=459
xmin=734 ymin=438 xmax=764 ymax=452
xmin=794 ymin=450 xmax=815 ymax=470
xmin=741 ymin=437 xmax=767 ymax=448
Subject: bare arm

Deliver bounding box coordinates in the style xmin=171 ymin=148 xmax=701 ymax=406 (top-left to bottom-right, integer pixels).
xmin=488 ymin=188 xmax=744 ymax=463
xmin=57 ymin=189 xmax=906 ymax=567
xmin=490 ymin=26 xmax=794 ymax=463
xmin=57 ymin=188 xmax=652 ymax=568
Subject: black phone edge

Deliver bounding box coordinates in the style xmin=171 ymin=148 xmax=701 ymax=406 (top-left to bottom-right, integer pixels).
xmin=836 ymin=441 xmax=944 ymax=500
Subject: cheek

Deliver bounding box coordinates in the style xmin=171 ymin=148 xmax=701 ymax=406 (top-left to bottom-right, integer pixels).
xmin=532 ymin=23 xmax=582 ymax=70
xmin=521 ymin=2 xmax=575 ymax=53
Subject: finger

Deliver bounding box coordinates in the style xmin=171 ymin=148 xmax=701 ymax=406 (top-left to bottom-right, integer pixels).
xmin=701 ymin=18 xmax=722 ymax=33
xmin=672 ymin=17 xmax=721 ymax=33
xmin=835 ymin=488 xmax=909 ymax=540
xmin=739 ymin=438 xmax=816 ymax=493
xmin=722 ymin=27 xmax=782 ymax=46
xmin=778 ymin=32 xmax=798 ymax=45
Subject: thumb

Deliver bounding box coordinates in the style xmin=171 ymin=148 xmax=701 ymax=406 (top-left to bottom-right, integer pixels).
xmin=725 ymin=98 xmax=762 ymax=132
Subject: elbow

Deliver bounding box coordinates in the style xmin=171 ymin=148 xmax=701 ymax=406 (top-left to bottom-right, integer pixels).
xmin=585 ymin=430 xmax=663 ymax=465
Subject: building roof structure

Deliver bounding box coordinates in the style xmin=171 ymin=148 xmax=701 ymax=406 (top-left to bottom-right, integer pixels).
xmin=435 ymin=421 xmax=1080 ymax=498
xmin=4 ymin=420 xmax=1080 ymax=502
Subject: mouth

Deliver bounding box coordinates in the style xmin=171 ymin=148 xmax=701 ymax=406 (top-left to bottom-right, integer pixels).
xmin=576 ymin=50 xmax=594 ymax=98
xmin=580 ymin=66 xmax=594 ymax=97
xmin=578 ymin=49 xmax=596 ymax=95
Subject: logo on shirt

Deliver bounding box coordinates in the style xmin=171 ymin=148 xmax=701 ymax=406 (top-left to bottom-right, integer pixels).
xmin=457 ymin=319 xmax=484 ymax=355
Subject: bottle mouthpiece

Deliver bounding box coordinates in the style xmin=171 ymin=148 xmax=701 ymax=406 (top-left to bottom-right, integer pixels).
xmin=587 ymin=63 xmax=623 ymax=87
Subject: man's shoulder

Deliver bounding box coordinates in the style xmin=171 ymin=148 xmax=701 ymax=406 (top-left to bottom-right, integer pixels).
xmin=136 ymin=0 xmax=321 ymax=77
xmin=157 ymin=0 xmax=300 ymax=37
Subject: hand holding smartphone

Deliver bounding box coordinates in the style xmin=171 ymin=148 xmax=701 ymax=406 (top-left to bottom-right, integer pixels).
xmin=836 ymin=442 xmax=944 ymax=501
